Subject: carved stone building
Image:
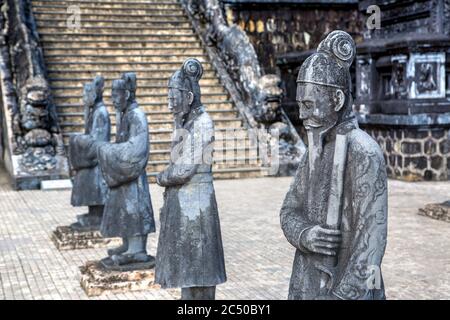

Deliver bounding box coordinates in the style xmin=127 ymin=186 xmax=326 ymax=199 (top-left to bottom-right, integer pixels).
xmin=0 ymin=0 xmax=69 ymax=189
xmin=1 ymin=0 xmax=306 ymax=189
xmin=222 ymin=0 xmax=363 ymax=73
xmin=355 ymin=0 xmax=450 ymax=181
xmin=248 ymin=0 xmax=450 ymax=181
xmin=224 ymin=0 xmax=363 ymax=143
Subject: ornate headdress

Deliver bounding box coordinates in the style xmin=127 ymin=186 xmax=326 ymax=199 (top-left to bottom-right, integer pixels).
xmin=92 ymin=75 xmax=105 ymax=100
xmin=168 ymin=58 xmax=203 ymax=107
xmin=297 ymin=30 xmax=355 ymax=91
xmin=121 ymin=72 xmax=137 ymax=99
xmin=112 ymin=79 xmax=126 ymax=91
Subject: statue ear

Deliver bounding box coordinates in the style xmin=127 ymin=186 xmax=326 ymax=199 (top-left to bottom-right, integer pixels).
xmin=125 ymin=90 xmax=131 ymax=101
xmin=334 ymin=89 xmax=345 ymax=112
xmin=187 ymin=91 xmax=194 ymax=106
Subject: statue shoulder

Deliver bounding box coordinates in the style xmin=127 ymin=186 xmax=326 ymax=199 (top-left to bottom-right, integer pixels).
xmin=347 ymin=128 xmax=387 ymax=179
xmin=129 ymin=107 xmax=148 ymax=124
xmin=197 ymin=110 xmax=214 ymax=129
xmin=347 ymin=128 xmax=384 ymax=160
xmin=94 ymin=104 xmax=110 ymax=119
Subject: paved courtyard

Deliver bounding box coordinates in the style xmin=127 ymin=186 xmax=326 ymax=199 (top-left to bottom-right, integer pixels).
xmin=0 ymin=170 xmax=449 ymax=300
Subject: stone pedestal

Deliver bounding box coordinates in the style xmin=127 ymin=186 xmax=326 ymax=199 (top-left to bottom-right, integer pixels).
xmin=418 ymin=201 xmax=450 ymax=223
xmin=51 ymin=226 xmax=121 ymax=250
xmin=79 ymin=260 xmax=159 ymax=296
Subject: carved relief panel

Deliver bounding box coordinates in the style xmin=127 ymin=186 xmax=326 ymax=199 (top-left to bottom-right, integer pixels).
xmin=407 ymin=53 xmax=446 ymax=99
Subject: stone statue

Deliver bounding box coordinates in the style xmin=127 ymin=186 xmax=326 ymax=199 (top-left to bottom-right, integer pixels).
xmin=69 ymin=76 xmax=111 ymax=231
xmin=97 ymin=73 xmax=155 ymax=267
xmin=15 ymin=76 xmax=65 ymax=171
xmin=155 ymin=58 xmax=226 ymax=300
xmin=280 ymin=30 xmax=388 ymax=300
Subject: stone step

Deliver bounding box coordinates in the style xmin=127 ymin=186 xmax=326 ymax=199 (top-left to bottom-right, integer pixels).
xmin=33 ymin=11 xmax=188 ymax=22
xmin=59 ymin=118 xmax=243 ymax=132
xmin=149 ymin=152 xmax=261 ymax=162
xmin=32 ymin=0 xmax=264 ymax=178
xmin=35 ymin=18 xmax=192 ymax=28
xmin=146 ymin=161 xmax=264 ymax=176
xmin=46 ymin=60 xmax=211 ymax=69
xmin=210 ymin=168 xmax=266 ymax=180
xmin=148 ymin=147 xmax=260 ymax=161
xmin=62 ymin=134 xmax=256 ymax=151
xmin=147 ymin=145 xmax=259 ymax=155
xmin=58 ymin=115 xmax=243 ymax=127
xmin=32 ymin=2 xmax=181 ymax=10
xmin=146 ymin=168 xmax=266 ymax=182
xmin=39 ymin=33 xmax=198 ymax=42
xmin=58 ymin=109 xmax=239 ymax=122
xmin=62 ymin=127 xmax=251 ymax=141
xmin=48 ymin=76 xmax=221 ymax=88
xmin=51 ymin=85 xmax=226 ymax=96
xmin=43 ymin=47 xmax=205 ymax=56
xmin=44 ymin=54 xmax=208 ymax=64
xmin=38 ymin=26 xmax=194 ymax=36
xmin=32 ymin=6 xmax=185 ymax=15
xmin=55 ymin=101 xmax=235 ymax=113
xmin=41 ymin=40 xmax=202 ymax=49
xmin=33 ymin=0 xmax=179 ymax=5
xmin=47 ymin=69 xmax=217 ymax=79
xmin=53 ymin=92 xmax=229 ymax=104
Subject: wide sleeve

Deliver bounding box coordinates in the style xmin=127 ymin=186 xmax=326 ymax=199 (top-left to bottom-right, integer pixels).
xmin=332 ymin=145 xmax=388 ymax=300
xmin=279 ymin=153 xmax=315 ymax=252
xmin=68 ymin=134 xmax=98 ymax=170
xmin=90 ymin=109 xmax=111 ymax=142
xmin=98 ymin=111 xmax=149 ymax=188
xmin=158 ymin=114 xmax=214 ymax=187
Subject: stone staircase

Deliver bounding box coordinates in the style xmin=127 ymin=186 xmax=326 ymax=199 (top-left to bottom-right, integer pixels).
xmin=30 ymin=0 xmax=266 ymax=180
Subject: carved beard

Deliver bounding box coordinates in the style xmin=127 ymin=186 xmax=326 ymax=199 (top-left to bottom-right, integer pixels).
xmin=306 ymin=119 xmax=337 ymax=178
xmin=174 ymin=100 xmax=192 ymax=128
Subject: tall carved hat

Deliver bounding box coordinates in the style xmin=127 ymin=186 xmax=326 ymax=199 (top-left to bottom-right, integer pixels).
xmin=168 ymin=58 xmax=203 ymax=93
xmin=111 ymin=79 xmax=126 ymax=90
xmin=121 ymin=72 xmax=137 ymax=95
xmin=297 ymin=30 xmax=356 ymax=91
xmin=92 ymin=75 xmax=105 ymax=98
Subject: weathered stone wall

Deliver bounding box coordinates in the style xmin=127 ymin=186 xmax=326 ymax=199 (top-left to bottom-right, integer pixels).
xmin=364 ymin=126 xmax=450 ymax=181
xmin=222 ymin=1 xmax=363 ymax=73
xmin=0 ymin=0 xmax=68 ymax=189
xmin=354 ymin=0 xmax=450 ymax=181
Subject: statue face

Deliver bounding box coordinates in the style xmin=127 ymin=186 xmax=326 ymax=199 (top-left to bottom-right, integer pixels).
xmin=111 ymin=87 xmax=128 ymax=112
xmin=83 ymin=86 xmax=96 ymax=108
xmin=296 ymin=83 xmax=344 ymax=132
xmin=168 ymin=88 xmax=190 ymax=116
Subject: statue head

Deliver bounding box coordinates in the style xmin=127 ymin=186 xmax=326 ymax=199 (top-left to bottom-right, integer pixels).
xmin=111 ymin=79 xmax=128 ymax=112
xmin=83 ymin=83 xmax=96 ymax=108
xmin=121 ymin=72 xmax=137 ymax=102
xmin=83 ymin=75 xmax=104 ymax=108
xmin=168 ymin=58 xmax=203 ymax=118
xmin=20 ymin=76 xmax=51 ymax=131
xmin=296 ymin=30 xmax=355 ymax=133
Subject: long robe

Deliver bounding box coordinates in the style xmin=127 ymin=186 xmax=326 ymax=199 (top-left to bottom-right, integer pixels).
xmin=97 ymin=103 xmax=155 ymax=238
xmin=70 ymin=102 xmax=110 ymax=207
xmin=155 ymin=107 xmax=227 ymax=288
xmin=280 ymin=119 xmax=388 ymax=300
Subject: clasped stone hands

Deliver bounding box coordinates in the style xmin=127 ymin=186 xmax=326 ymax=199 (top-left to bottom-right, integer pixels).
xmin=300 ymin=225 xmax=342 ymax=256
